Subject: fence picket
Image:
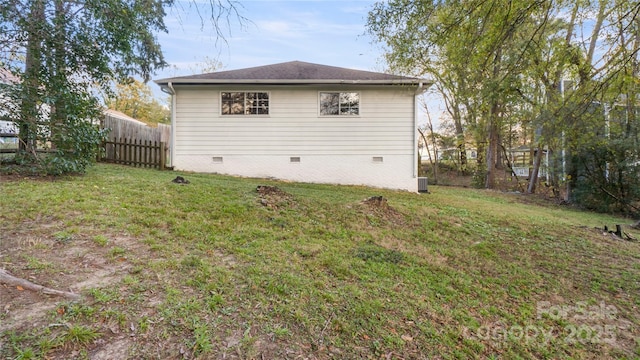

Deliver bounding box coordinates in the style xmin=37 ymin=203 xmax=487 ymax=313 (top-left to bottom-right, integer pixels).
xmin=98 ymin=113 xmax=171 ymax=169
xmin=100 ymin=137 xmax=166 ymax=169
xmin=2 ymin=113 xmax=171 ymax=170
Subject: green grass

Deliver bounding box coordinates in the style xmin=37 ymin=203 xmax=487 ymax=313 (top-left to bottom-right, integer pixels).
xmin=1 ymin=163 xmax=639 ymax=359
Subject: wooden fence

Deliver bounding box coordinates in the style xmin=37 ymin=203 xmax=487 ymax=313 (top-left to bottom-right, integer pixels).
xmin=102 ymin=113 xmax=170 ymax=144
xmin=100 ymin=112 xmax=171 ymax=169
xmin=100 ymin=138 xmax=166 ymax=169
xmin=1 ymin=113 xmax=172 ymax=170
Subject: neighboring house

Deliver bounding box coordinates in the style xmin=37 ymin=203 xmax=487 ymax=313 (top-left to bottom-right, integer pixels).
xmin=0 ymin=68 xmax=53 ymax=140
xmin=0 ymin=69 xmax=19 ymax=146
xmin=104 ymin=109 xmax=150 ymax=127
xmin=155 ymin=61 xmax=431 ymax=191
xmin=436 ymin=147 xmax=478 ymax=161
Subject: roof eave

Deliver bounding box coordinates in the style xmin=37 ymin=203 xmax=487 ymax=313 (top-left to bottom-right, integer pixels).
xmin=154 ymin=78 xmax=428 ymax=86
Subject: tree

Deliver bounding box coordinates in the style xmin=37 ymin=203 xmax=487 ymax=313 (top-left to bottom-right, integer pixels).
xmin=565 ymin=0 xmax=640 ymax=213
xmin=367 ymin=0 xmax=548 ymax=188
xmin=104 ymin=80 xmax=170 ymax=125
xmin=0 ymin=0 xmax=243 ymax=174
xmin=367 ymin=0 xmax=640 ymax=210
xmin=418 ymin=96 xmax=439 ymax=183
xmin=189 ymin=55 xmax=224 ymax=75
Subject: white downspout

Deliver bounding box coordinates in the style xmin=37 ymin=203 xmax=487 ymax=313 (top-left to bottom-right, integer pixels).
xmin=413 ymin=82 xmax=425 ymax=179
xmin=168 ymin=82 xmax=176 ymax=168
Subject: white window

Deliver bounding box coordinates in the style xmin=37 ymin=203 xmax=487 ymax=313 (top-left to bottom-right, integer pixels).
xmin=319 ymin=92 xmax=359 ymax=116
xmin=221 ymin=92 xmax=269 ymax=115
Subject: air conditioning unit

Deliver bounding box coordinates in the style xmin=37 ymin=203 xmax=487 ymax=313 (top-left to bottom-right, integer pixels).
xmin=418 ymin=177 xmax=429 ymax=193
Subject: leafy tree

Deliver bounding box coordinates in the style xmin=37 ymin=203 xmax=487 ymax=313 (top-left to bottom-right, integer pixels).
xmin=367 ymin=0 xmax=547 ymax=188
xmin=104 ymin=80 xmax=170 ymax=125
xmin=0 ymin=0 xmax=242 ymax=174
xmin=368 ymin=0 xmax=640 ymax=214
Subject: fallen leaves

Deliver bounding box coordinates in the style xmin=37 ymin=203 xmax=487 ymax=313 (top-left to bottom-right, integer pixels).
xmin=401 ymin=334 xmax=413 ymax=342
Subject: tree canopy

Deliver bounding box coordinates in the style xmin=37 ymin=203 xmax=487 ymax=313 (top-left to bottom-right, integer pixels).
xmin=0 ymin=0 xmax=241 ymax=174
xmin=103 ymin=80 xmax=170 ymax=126
xmin=368 ymin=0 xmax=640 ymax=214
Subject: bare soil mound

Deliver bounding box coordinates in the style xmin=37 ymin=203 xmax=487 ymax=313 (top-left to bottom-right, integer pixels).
xmin=256 ymin=185 xmax=294 ymax=210
xmin=360 ymin=196 xmax=406 ymax=225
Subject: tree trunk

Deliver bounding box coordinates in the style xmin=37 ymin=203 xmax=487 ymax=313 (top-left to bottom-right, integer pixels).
xmin=50 ymin=0 xmax=68 ymax=150
xmin=495 ymin=130 xmax=504 ymax=170
xmin=485 ymin=102 xmax=500 ymax=189
xmin=586 ymin=1 xmax=607 ymax=72
xmin=485 ymin=122 xmax=498 ymax=188
xmin=20 ymin=0 xmax=46 ymax=157
xmin=417 ymin=128 xmax=432 ymax=178
xmin=453 ymin=106 xmax=467 ymax=169
xmin=559 ymin=2 xmax=580 ymax=200
xmin=527 ymin=145 xmax=544 ymax=194
xmin=485 ymin=44 xmax=504 ymax=189
xmin=421 ymin=101 xmax=439 ymax=184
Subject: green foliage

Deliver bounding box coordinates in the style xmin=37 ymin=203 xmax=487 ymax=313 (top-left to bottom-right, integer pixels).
xmin=471 ymin=169 xmax=488 ymax=189
xmin=367 ymin=0 xmax=640 ymax=205
xmin=46 ymin=116 xmax=108 ymax=175
xmin=103 ymin=80 xmax=170 ymax=125
xmin=12 ymin=347 xmax=37 ymax=360
xmin=191 ymin=324 xmax=213 ymax=355
xmin=572 ymin=141 xmax=640 ymax=215
xmin=0 ymin=0 xmax=167 ymax=175
xmin=92 ymin=234 xmax=109 ymax=247
xmin=61 ymin=325 xmax=100 ymax=346
xmin=0 ymin=0 xmax=242 ymax=176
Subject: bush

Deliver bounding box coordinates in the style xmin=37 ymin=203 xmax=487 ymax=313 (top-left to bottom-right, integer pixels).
xmin=571 ymin=142 xmax=640 ymax=215
xmin=45 ymin=117 xmax=107 ymax=175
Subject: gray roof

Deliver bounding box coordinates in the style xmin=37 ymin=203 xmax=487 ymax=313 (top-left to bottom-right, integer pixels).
xmin=155 ymin=61 xmax=427 ymax=86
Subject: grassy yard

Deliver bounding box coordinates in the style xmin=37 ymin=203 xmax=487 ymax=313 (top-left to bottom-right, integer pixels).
xmin=0 ymin=164 xmax=638 ymax=359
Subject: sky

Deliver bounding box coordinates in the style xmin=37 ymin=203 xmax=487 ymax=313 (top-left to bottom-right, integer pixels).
xmin=155 ymin=0 xmax=386 ymax=80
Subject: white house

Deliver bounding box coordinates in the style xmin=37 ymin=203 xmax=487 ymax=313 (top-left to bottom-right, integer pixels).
xmin=0 ymin=69 xmax=19 ymax=146
xmin=155 ymin=61 xmax=430 ymax=191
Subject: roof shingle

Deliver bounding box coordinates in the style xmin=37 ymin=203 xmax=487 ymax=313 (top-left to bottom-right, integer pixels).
xmin=155 ymin=61 xmax=425 ymax=85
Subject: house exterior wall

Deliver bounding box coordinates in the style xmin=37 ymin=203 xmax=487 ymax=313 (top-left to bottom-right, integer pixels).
xmin=172 ymin=84 xmax=418 ymax=191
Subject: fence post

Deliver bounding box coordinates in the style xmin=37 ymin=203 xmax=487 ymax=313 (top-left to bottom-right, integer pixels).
xmin=95 ymin=135 xmax=168 ymax=169
xmin=160 ymin=141 xmax=166 ymax=169
xmin=144 ymin=139 xmax=148 ymax=168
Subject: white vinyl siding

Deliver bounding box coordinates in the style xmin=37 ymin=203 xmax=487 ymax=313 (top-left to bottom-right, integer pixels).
xmin=171 ymin=85 xmax=418 ymax=191
xmin=173 ymin=86 xmax=414 ymax=156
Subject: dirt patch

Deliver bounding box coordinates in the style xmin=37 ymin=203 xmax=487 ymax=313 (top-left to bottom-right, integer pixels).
xmin=0 ymin=167 xmax=68 ymax=182
xmin=256 ymin=185 xmax=288 ymax=197
xmin=359 ymin=196 xmax=406 ymax=226
xmin=256 ymin=185 xmax=294 ymax=210
xmin=588 ymin=225 xmax=638 ymax=242
xmin=362 ymin=195 xmax=389 ymax=208
xmin=89 ymin=337 xmax=133 ymax=360
xmin=0 ymin=232 xmax=139 ymax=332
xmin=0 ymin=225 xmax=161 ymax=360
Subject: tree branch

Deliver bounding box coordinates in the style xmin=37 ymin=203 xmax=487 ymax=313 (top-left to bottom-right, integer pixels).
xmin=0 ymin=268 xmax=81 ymax=300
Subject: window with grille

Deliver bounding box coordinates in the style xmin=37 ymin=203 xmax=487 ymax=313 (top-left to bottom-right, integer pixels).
xmin=319 ymin=92 xmax=359 ymax=116
xmin=221 ymin=92 xmax=269 ymax=115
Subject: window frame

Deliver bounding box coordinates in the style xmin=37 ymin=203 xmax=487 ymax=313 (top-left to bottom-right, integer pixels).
xmin=220 ymin=91 xmax=270 ymax=116
xmin=318 ymin=91 xmax=360 ymax=117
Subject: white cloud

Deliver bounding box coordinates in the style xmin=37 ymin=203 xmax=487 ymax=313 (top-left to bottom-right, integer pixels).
xmin=154 ymin=1 xmax=384 ymax=80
